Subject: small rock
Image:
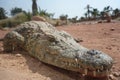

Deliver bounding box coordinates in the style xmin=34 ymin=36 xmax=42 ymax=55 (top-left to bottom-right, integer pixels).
xmin=31 ymin=16 xmax=46 ymax=22
xmin=106 ymin=47 xmax=112 ymax=50
xmin=15 ymin=53 xmax=22 ymax=57
xmin=110 ymin=28 xmax=115 ymax=31
xmin=0 ymin=38 xmax=4 ymax=41
xmin=98 ymin=20 xmax=103 ymax=23
xmin=11 ymin=64 xmax=15 ymax=66
xmin=112 ymin=66 xmax=115 ymax=69
xmin=74 ymin=38 xmax=83 ymax=43
xmin=113 ymin=72 xmax=120 ymax=77
xmin=109 ymin=74 xmax=117 ymax=80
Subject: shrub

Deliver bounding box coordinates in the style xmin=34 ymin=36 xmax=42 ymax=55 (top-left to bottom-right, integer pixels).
xmin=0 ymin=12 xmax=30 ymax=28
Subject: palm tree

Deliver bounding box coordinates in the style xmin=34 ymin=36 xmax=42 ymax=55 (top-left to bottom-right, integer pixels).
xmin=103 ymin=6 xmax=112 ymax=22
xmin=91 ymin=8 xmax=99 ymax=19
xmin=103 ymin=6 xmax=112 ymax=13
xmin=84 ymin=4 xmax=93 ymax=19
xmin=32 ymin=0 xmax=38 ymax=16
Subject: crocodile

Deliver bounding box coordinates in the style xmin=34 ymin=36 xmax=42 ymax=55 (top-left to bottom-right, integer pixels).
xmin=3 ymin=21 xmax=113 ymax=77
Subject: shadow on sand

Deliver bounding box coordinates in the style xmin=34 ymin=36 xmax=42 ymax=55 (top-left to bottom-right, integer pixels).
xmin=20 ymin=51 xmax=108 ymax=80
xmin=0 ymin=49 xmax=108 ymax=80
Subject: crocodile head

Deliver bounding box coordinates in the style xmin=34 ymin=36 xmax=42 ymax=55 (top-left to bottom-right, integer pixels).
xmin=60 ymin=48 xmax=113 ymax=77
xmin=35 ymin=23 xmax=113 ymax=77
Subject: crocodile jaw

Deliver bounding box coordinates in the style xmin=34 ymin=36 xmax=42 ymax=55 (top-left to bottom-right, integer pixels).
xmin=59 ymin=49 xmax=113 ymax=77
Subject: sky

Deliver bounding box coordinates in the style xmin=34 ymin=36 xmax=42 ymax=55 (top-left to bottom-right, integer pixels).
xmin=0 ymin=0 xmax=120 ymax=18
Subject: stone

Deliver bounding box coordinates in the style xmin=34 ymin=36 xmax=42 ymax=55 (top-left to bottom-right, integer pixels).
xmin=74 ymin=38 xmax=83 ymax=43
xmin=110 ymin=28 xmax=115 ymax=31
xmin=3 ymin=21 xmax=113 ymax=77
xmin=113 ymin=72 xmax=120 ymax=77
xmin=109 ymin=74 xmax=117 ymax=80
xmin=15 ymin=53 xmax=22 ymax=57
xmin=31 ymin=16 xmax=46 ymax=22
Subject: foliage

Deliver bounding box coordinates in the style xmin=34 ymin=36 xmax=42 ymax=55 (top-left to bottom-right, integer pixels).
xmin=23 ymin=11 xmax=32 ymax=21
xmin=71 ymin=16 xmax=78 ymax=23
xmin=11 ymin=7 xmax=23 ymax=16
xmin=0 ymin=12 xmax=29 ymax=28
xmin=59 ymin=14 xmax=68 ymax=20
xmin=59 ymin=14 xmax=68 ymax=24
xmin=84 ymin=4 xmax=93 ymax=18
xmin=38 ymin=8 xmax=54 ymax=18
xmin=103 ymin=6 xmax=112 ymax=13
xmin=91 ymin=8 xmax=99 ymax=19
xmin=80 ymin=17 xmax=85 ymax=21
xmin=0 ymin=7 xmax=7 ymax=20
xmin=84 ymin=13 xmax=88 ymax=19
xmin=112 ymin=8 xmax=120 ymax=17
xmin=99 ymin=11 xmax=105 ymax=19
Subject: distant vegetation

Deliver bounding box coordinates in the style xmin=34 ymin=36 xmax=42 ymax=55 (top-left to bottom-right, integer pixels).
xmin=11 ymin=7 xmax=24 ymax=16
xmin=0 ymin=7 xmax=7 ymax=20
xmin=81 ymin=5 xmax=120 ymax=21
xmin=0 ymin=1 xmax=120 ymax=28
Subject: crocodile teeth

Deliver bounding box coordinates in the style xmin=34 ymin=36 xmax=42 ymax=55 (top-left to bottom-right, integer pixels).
xmin=97 ymin=69 xmax=100 ymax=72
xmin=93 ymin=71 xmax=96 ymax=77
xmin=101 ymin=66 xmax=104 ymax=70
xmin=75 ymin=58 xmax=78 ymax=62
xmin=84 ymin=69 xmax=88 ymax=75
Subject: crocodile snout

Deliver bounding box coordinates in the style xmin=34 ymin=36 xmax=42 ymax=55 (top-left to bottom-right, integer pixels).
xmin=75 ymin=49 xmax=113 ymax=77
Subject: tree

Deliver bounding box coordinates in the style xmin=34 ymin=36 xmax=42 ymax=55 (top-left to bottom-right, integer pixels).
xmin=91 ymin=8 xmax=99 ymax=19
xmin=103 ymin=6 xmax=112 ymax=13
xmin=112 ymin=8 xmax=120 ymax=17
xmin=102 ymin=6 xmax=112 ymax=22
xmin=0 ymin=7 xmax=7 ymax=20
xmin=84 ymin=4 xmax=93 ymax=19
xmin=32 ymin=0 xmax=38 ymax=16
xmin=59 ymin=14 xmax=68 ymax=24
xmin=71 ymin=16 xmax=78 ymax=23
xmin=11 ymin=7 xmax=23 ymax=16
xmin=100 ymin=11 xmax=105 ymax=19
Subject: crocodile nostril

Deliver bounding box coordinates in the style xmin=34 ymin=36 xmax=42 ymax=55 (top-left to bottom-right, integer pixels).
xmin=87 ymin=50 xmax=101 ymax=55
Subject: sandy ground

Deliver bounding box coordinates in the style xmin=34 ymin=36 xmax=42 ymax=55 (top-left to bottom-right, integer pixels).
xmin=0 ymin=21 xmax=120 ymax=80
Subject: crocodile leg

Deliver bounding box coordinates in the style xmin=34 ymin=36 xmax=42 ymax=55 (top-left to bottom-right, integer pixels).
xmin=3 ymin=31 xmax=24 ymax=52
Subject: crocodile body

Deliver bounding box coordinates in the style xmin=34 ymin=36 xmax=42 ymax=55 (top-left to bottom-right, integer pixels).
xmin=3 ymin=21 xmax=113 ymax=77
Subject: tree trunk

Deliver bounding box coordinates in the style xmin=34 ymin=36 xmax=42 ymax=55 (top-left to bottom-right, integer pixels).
xmin=32 ymin=0 xmax=38 ymax=16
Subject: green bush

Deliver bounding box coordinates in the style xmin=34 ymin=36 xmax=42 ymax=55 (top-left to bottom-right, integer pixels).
xmin=0 ymin=12 xmax=31 ymax=28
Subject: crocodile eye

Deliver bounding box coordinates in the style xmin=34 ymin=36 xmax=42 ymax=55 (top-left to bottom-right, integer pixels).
xmin=47 ymin=36 xmax=60 ymax=44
